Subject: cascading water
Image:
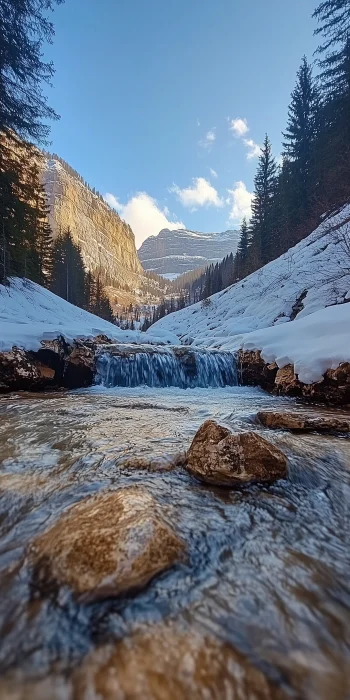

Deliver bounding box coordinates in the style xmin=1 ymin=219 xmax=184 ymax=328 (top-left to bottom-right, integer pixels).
xmin=95 ymin=344 xmax=237 ymax=388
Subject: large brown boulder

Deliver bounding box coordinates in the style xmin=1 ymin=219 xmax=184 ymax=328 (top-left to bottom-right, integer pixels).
xmin=72 ymin=622 xmax=283 ymax=700
xmin=186 ymin=420 xmax=287 ymax=487
xmin=257 ymin=411 xmax=350 ymax=433
xmin=29 ymin=487 xmax=185 ymax=602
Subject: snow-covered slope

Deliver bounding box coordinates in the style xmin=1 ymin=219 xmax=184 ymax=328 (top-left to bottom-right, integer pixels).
xmin=152 ymin=206 xmax=350 ymax=382
xmin=138 ymin=228 xmax=239 ymax=277
xmin=0 ymin=279 xmax=178 ymax=352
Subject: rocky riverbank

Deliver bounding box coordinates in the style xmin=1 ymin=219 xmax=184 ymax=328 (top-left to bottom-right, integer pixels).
xmin=238 ymin=349 xmax=350 ymax=406
xmin=0 ymin=335 xmax=108 ymax=393
xmin=1 ymin=336 xmax=350 ymax=407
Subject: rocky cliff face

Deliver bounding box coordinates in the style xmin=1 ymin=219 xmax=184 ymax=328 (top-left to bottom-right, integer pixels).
xmin=138 ymin=228 xmax=239 ymax=277
xmin=42 ymin=156 xmax=143 ymax=288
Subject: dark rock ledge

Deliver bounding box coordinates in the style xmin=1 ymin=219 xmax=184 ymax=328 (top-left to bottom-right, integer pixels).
xmin=0 ymin=335 xmax=112 ymax=393
xmin=238 ymin=349 xmax=350 ymax=407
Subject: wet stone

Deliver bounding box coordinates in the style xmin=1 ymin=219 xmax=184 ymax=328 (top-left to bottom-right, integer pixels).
xmin=119 ymin=451 xmax=186 ymax=471
xmin=257 ymin=410 xmax=350 ymax=433
xmin=29 ymin=486 xmax=185 ymax=603
xmin=186 ymin=419 xmax=287 ymax=487
xmin=72 ymin=622 xmax=283 ymax=700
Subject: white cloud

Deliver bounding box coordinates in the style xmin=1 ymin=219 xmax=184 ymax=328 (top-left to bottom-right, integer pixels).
xmin=196 ymin=118 xmax=201 ymax=127
xmin=226 ymin=181 xmax=253 ymax=222
xmin=209 ymin=167 xmax=218 ymax=178
xmin=104 ymin=192 xmax=184 ymax=248
xmin=199 ymin=128 xmax=216 ymax=150
xmin=104 ymin=193 xmax=123 ymax=210
xmin=230 ymin=118 xmax=249 ymax=138
xmin=244 ymin=138 xmax=261 ymax=160
xmin=228 ymin=117 xmax=261 ymax=159
xmin=171 ymin=177 xmax=223 ymax=211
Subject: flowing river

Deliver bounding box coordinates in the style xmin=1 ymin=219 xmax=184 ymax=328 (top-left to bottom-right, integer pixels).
xmin=0 ymin=379 xmax=349 ymax=697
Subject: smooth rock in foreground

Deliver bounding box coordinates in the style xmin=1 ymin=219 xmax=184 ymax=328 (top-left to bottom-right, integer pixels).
xmin=73 ymin=622 xmax=283 ymax=700
xmin=30 ymin=487 xmax=184 ymax=602
xmin=186 ymin=420 xmax=287 ymax=487
xmin=257 ymin=410 xmax=350 ymax=433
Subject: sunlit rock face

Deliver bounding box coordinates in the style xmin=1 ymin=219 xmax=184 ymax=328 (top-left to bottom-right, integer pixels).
xmin=42 ymin=155 xmax=143 ymax=287
xmin=138 ymin=227 xmax=240 ymax=277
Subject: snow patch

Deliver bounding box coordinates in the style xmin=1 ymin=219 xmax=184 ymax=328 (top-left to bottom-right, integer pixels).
xmin=0 ymin=278 xmax=179 ymax=352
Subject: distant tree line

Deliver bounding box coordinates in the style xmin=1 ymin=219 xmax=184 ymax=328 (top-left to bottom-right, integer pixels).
xmin=170 ymin=266 xmax=206 ymax=295
xmin=185 ymin=254 xmax=236 ymax=301
xmin=141 ymin=294 xmax=188 ymax=329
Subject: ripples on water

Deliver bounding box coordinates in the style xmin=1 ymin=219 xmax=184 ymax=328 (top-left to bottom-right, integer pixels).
xmin=0 ymin=386 xmax=349 ymax=698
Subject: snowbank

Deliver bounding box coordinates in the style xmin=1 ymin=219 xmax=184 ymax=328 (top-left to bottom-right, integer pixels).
xmin=152 ymin=206 xmax=350 ymax=383
xmin=0 ymin=278 xmax=179 ymax=352
xmin=239 ymin=303 xmax=350 ymax=383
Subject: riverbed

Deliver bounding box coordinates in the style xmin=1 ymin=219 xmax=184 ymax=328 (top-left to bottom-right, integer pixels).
xmin=0 ymin=386 xmax=349 ymax=698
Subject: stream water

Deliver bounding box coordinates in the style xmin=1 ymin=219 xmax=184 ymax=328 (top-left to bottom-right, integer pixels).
xmin=0 ymin=384 xmax=349 ymax=698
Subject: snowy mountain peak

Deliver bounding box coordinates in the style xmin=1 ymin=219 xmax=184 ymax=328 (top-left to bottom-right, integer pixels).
xmin=138 ymin=227 xmax=239 ymax=277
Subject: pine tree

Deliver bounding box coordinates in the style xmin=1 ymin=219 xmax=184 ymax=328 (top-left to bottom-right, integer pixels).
xmin=0 ymin=135 xmax=38 ymax=281
xmin=0 ymin=0 xmax=61 ymax=284
xmin=84 ymin=270 xmax=96 ymax=310
xmin=0 ymin=0 xmax=63 ymax=144
xmin=250 ymin=135 xmax=278 ymax=266
xmin=28 ymin=161 xmax=53 ymax=286
xmin=313 ymin=0 xmax=350 ymax=98
xmin=313 ymin=1 xmax=350 ymax=208
xmin=236 ymin=218 xmax=249 ymax=277
xmin=221 ymin=253 xmax=235 ymax=288
xmin=283 ymin=57 xmax=320 ymax=228
xmin=92 ymin=274 xmax=114 ymax=322
xmin=51 ymin=229 xmax=86 ymax=307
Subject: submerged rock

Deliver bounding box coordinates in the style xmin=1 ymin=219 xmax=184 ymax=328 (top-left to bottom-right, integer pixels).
xmin=186 ymin=420 xmax=287 ymax=487
xmin=73 ymin=622 xmax=283 ymax=700
xmin=257 ymin=411 xmax=350 ymax=433
xmin=30 ymin=487 xmax=185 ymax=602
xmin=0 ymin=623 xmax=284 ymax=699
xmin=119 ymin=452 xmax=186 ymax=472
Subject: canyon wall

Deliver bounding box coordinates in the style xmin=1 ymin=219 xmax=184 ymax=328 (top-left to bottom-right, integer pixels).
xmin=42 ymin=155 xmax=143 ymax=289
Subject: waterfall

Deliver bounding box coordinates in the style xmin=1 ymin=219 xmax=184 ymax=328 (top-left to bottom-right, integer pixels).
xmin=95 ymin=345 xmax=237 ymax=388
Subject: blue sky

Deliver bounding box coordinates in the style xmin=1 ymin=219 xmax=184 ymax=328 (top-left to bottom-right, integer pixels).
xmin=45 ymin=0 xmax=318 ymax=248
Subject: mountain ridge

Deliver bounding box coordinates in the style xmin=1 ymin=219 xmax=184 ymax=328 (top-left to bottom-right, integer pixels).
xmin=138 ymin=227 xmax=239 ymax=278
